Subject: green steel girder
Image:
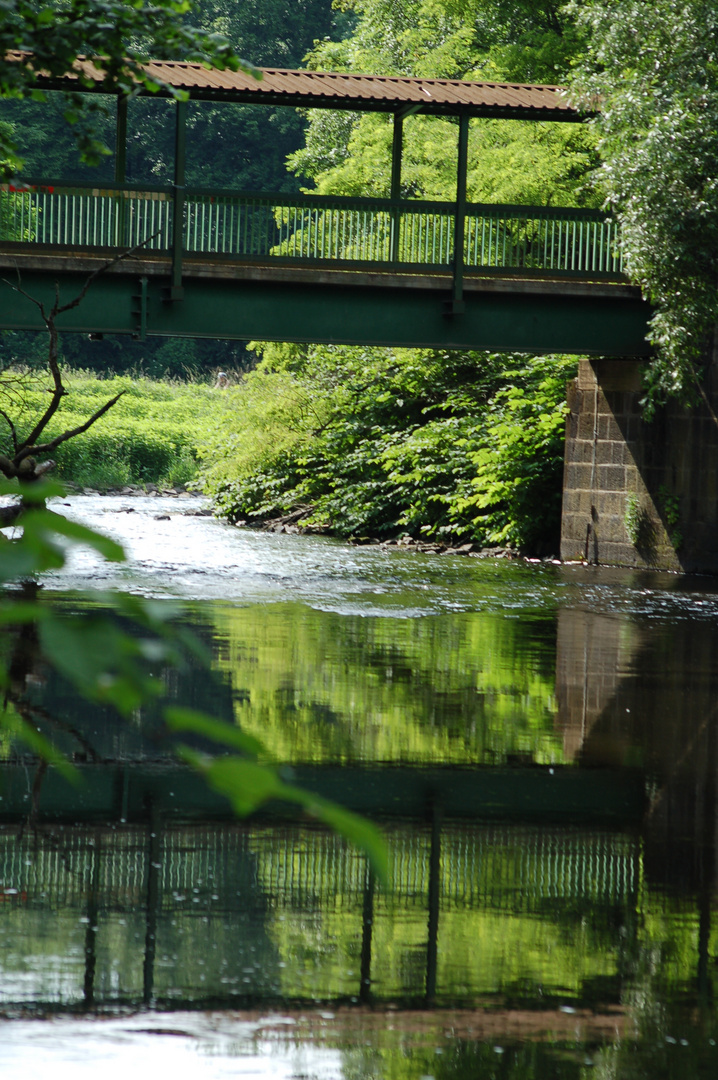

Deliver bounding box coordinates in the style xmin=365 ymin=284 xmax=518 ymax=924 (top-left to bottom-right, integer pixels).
xmin=0 ymin=266 xmax=652 ymax=356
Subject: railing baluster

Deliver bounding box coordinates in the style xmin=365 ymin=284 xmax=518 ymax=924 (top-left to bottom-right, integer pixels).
xmin=1 ymin=183 xmax=627 ymax=281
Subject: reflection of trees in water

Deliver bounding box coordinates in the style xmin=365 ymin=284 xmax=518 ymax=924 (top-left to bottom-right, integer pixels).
xmin=211 ymin=604 xmax=563 ymax=766
xmin=1 ymin=592 xmax=236 ymax=766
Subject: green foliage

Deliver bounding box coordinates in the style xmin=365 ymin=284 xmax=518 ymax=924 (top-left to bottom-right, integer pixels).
xmin=200 ymin=345 xmax=576 ymax=551
xmin=0 ymin=330 xmax=255 ymax=380
xmin=1 ymin=0 xmax=340 ymax=190
xmin=0 ymin=371 xmax=225 ymax=488
xmin=291 ymin=0 xmax=599 ymax=208
xmin=0 ymin=0 xmax=252 ymax=176
xmin=568 ymin=0 xmax=718 ymax=411
xmin=657 ymin=484 xmax=682 ymax=550
xmin=457 ymin=357 xmax=574 ymax=549
xmin=192 ymin=0 xmax=591 ymax=554
xmin=623 ymin=494 xmax=656 ymax=556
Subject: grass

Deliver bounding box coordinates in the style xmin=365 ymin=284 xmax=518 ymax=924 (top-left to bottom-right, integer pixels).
xmin=0 ymin=370 xmax=230 ymax=490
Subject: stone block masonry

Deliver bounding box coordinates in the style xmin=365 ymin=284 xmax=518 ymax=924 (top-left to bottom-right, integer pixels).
xmin=561 ymin=342 xmax=718 ymax=572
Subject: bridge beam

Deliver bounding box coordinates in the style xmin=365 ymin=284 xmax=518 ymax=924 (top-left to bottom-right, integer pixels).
xmin=0 ymin=259 xmax=652 ymax=356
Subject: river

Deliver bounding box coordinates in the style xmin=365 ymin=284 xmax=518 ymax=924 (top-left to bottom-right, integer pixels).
xmin=2 ymin=493 xmax=718 ymax=1078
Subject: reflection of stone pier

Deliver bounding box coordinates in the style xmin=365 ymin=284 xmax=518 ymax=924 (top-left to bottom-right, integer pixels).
xmin=556 ymin=603 xmax=718 ymax=907
xmin=555 ymin=608 xmax=647 ymax=762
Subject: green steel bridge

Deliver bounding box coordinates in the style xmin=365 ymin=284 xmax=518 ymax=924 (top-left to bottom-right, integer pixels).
xmin=0 ymin=58 xmax=652 ymax=355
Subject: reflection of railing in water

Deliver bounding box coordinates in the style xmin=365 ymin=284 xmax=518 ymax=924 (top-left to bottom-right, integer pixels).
xmin=0 ymin=820 xmax=640 ymax=1011
xmin=253 ymin=823 xmax=638 ymax=914
xmin=0 ymin=823 xmax=637 ymax=914
xmin=0 ymin=182 xmax=624 ymax=279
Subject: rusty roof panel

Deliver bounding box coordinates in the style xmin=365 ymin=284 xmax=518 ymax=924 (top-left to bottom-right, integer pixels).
xmin=8 ymin=53 xmax=581 ymax=118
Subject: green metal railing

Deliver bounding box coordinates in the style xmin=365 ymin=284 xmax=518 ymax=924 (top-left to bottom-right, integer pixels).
xmin=0 ymin=181 xmax=624 ymax=279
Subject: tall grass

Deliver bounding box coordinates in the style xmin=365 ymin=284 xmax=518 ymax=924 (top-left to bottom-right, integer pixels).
xmin=0 ymin=371 xmax=229 ymax=490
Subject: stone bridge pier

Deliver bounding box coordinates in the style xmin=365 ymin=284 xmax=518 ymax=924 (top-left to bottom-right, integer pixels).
xmin=561 ymin=338 xmax=718 ymax=572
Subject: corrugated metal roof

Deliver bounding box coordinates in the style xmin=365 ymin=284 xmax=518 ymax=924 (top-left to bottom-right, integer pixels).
xmin=8 ymin=52 xmax=582 ymax=120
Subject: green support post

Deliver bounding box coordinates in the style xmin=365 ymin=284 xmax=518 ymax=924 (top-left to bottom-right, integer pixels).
xmin=169 ymin=99 xmax=187 ymax=301
xmin=114 ymin=97 xmax=128 ymax=246
xmin=390 ymin=113 xmax=403 ymax=263
xmin=143 ymin=802 xmax=162 ymax=1005
xmin=359 ymin=863 xmax=375 ymax=1003
xmin=446 ymin=112 xmax=469 ymax=316
xmin=425 ymin=799 xmax=442 ymax=1004
xmin=82 ymin=830 xmax=102 ymax=1008
xmin=115 ymin=97 xmax=127 ymax=183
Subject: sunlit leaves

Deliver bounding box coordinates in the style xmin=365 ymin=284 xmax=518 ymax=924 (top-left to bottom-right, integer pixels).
xmin=166 ymin=706 xmax=270 ymax=760
xmin=200 ymin=343 xmax=576 ymax=550
xmin=289 ymin=0 xmax=597 ymax=207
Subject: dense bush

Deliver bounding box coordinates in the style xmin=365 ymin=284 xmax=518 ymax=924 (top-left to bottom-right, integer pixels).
xmin=199 ymin=346 xmax=577 ymax=552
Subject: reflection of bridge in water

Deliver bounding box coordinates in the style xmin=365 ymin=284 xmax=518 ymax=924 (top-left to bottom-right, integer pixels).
xmin=0 ymin=747 xmax=647 ymax=1009
xmin=3 ymin=591 xmax=718 ymax=1011
xmin=0 ymin=55 xmax=651 ymax=355
xmin=0 ymin=819 xmax=639 ymax=1012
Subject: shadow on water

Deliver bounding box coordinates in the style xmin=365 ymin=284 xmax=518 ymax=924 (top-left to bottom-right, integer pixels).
xmin=4 ymin=499 xmax=718 ymax=1075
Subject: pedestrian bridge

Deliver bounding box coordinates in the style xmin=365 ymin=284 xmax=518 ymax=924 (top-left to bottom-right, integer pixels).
xmin=0 ymin=56 xmax=651 ymax=355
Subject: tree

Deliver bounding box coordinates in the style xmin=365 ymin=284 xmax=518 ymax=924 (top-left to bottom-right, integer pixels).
xmin=0 ymin=259 xmax=130 ymax=511
xmin=567 ymin=0 xmax=718 ymax=412
xmin=0 ymin=0 xmax=250 ymax=174
xmin=290 ymin=0 xmax=597 ymax=207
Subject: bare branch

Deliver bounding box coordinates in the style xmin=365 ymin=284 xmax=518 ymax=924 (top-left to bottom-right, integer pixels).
xmin=16 ymin=391 xmax=125 ymax=462
xmin=2 ymin=231 xmax=159 ymax=322
xmin=6 ymin=234 xmax=157 ymax=458
xmin=54 ymin=231 xmax=161 ymax=317
xmin=0 ymin=407 xmax=18 ymax=453
xmin=16 ymin=341 xmax=66 ymax=454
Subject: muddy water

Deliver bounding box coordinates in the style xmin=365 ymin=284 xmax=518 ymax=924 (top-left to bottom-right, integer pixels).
xmin=3 ymin=494 xmax=718 ymax=1077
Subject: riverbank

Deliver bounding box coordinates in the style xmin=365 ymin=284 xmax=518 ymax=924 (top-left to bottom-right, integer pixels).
xmin=70 ymin=488 xmax=525 ymax=559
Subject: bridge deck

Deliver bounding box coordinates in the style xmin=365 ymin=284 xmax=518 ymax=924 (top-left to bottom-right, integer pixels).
xmin=0 ymin=183 xmax=650 ymax=354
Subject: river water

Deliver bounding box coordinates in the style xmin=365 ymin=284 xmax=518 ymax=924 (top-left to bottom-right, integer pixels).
xmin=3 ymin=493 xmax=718 ymax=1078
